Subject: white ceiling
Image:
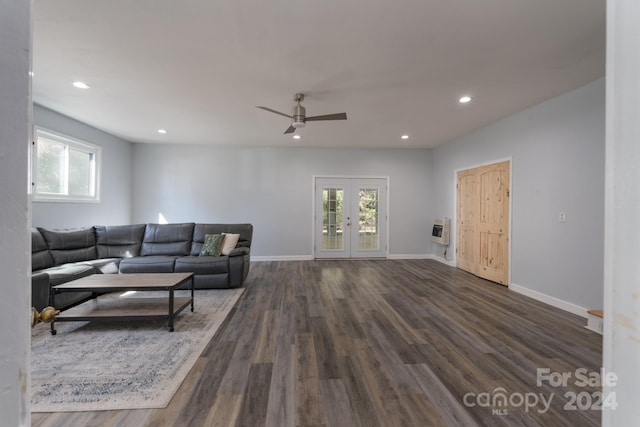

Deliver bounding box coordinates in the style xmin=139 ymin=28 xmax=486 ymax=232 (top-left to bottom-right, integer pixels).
xmin=32 ymin=0 xmax=606 ymax=149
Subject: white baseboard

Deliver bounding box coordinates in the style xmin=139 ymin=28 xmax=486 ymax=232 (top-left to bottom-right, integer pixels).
xmin=256 ymin=254 xmax=434 ymax=261
xmin=509 ymin=283 xmax=589 ymax=318
xmin=387 ymin=254 xmax=456 ymax=266
xmin=585 ymin=314 xmax=604 ymax=334
xmin=254 ymin=253 xmax=456 ymax=264
xmin=428 ymin=254 xmax=456 ymax=267
xmin=387 ymin=254 xmax=431 ymax=260
xmin=252 ymin=255 xmax=314 ymax=262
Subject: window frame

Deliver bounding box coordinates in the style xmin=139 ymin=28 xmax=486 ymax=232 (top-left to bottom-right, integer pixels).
xmin=31 ymin=127 xmax=102 ymax=203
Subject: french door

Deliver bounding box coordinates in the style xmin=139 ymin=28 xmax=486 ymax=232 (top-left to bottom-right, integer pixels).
xmin=315 ymin=177 xmax=388 ymax=259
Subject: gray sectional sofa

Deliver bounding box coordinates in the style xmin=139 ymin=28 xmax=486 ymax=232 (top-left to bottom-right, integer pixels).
xmin=31 ymin=222 xmax=252 ymax=311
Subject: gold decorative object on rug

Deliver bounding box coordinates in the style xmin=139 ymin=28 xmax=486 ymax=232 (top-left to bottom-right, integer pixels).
xmin=31 ymin=306 xmax=59 ymax=327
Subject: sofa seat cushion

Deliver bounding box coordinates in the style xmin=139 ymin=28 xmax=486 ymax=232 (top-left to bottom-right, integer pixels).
xmin=79 ymin=258 xmax=121 ymax=274
xmin=119 ymin=256 xmax=178 ymax=273
xmin=42 ymin=263 xmax=99 ymax=286
xmin=175 ymin=256 xmax=229 ymax=275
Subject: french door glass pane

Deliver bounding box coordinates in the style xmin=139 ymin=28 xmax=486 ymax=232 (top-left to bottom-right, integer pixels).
xmin=322 ymin=187 xmax=343 ymax=250
xmin=358 ymin=188 xmax=379 ymax=250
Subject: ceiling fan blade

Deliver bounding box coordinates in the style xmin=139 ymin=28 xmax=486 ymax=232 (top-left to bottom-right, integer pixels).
xmin=305 ymin=112 xmax=347 ymax=121
xmin=284 ymin=125 xmax=296 ymax=134
xmin=257 ymin=106 xmax=292 ymax=118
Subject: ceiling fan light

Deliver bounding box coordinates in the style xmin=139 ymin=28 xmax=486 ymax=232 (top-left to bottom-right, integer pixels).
xmin=292 ymin=103 xmax=306 ymax=128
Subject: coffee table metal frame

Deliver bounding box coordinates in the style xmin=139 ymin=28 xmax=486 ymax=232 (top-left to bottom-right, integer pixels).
xmin=49 ymin=272 xmax=195 ymax=334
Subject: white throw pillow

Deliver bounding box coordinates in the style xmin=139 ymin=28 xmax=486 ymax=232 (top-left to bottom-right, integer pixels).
xmin=220 ymin=233 xmax=240 ymax=255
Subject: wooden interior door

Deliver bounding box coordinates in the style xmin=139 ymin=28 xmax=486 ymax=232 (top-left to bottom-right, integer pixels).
xmin=456 ymin=169 xmax=477 ymax=274
xmin=456 ymin=161 xmax=510 ymax=285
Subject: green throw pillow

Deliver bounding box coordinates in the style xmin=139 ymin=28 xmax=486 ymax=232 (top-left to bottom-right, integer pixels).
xmin=200 ymin=234 xmax=225 ymax=256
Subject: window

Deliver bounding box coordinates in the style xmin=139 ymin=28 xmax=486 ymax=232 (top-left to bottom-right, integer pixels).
xmin=32 ymin=127 xmax=101 ymax=202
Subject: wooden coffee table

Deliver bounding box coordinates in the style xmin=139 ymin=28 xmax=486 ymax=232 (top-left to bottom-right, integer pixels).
xmin=49 ymin=272 xmax=194 ymax=334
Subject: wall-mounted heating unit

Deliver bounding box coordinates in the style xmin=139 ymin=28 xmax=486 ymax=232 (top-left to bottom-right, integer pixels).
xmin=431 ymin=218 xmax=450 ymax=245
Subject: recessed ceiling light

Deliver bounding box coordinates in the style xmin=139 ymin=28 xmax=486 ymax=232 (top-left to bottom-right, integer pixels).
xmin=72 ymin=81 xmax=90 ymax=89
xmin=293 ymin=135 xmax=301 ymax=140
xmin=401 ymin=135 xmax=409 ymax=140
xmin=459 ymin=96 xmax=472 ymax=103
xmin=157 ymin=129 xmax=167 ymax=134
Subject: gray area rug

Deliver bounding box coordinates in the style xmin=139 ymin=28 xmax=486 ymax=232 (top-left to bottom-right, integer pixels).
xmin=31 ymin=288 xmax=243 ymax=412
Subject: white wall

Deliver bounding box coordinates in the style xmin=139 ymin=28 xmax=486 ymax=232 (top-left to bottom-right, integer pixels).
xmin=603 ymin=0 xmax=640 ymax=424
xmin=431 ymin=78 xmax=605 ymax=311
xmin=31 ymin=105 xmax=133 ymax=228
xmin=131 ymin=145 xmax=433 ymax=258
xmin=0 ymin=0 xmax=31 ymax=425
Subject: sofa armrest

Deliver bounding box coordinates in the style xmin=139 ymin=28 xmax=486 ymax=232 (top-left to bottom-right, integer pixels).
xmin=228 ymin=246 xmax=250 ymax=257
xmin=31 ymin=272 xmax=51 ymax=311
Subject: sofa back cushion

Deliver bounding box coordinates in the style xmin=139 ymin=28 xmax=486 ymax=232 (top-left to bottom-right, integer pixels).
xmin=38 ymin=227 xmax=97 ymax=265
xmin=141 ymin=223 xmax=194 ymax=256
xmin=31 ymin=228 xmax=55 ymax=271
xmin=190 ymin=223 xmax=253 ymax=256
xmin=95 ymin=224 xmax=146 ymax=258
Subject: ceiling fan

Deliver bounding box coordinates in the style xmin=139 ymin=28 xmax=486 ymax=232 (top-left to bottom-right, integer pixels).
xmin=257 ymin=93 xmax=347 ymax=134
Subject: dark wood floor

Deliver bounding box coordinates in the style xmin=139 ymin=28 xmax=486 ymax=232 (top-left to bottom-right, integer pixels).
xmin=32 ymin=260 xmax=602 ymax=427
